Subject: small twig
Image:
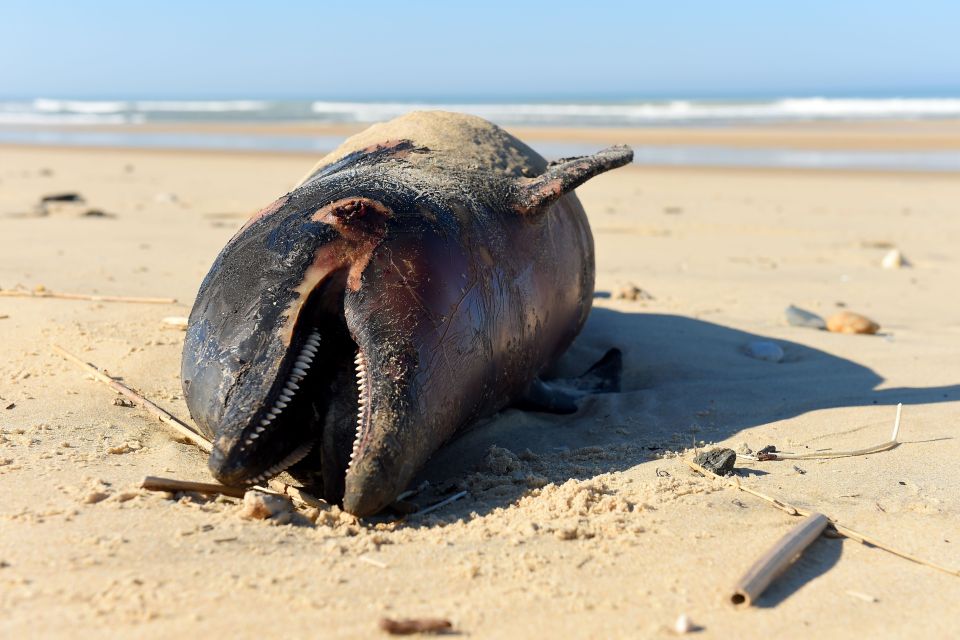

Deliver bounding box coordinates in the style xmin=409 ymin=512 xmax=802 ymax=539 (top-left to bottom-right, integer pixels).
xmin=378 ymin=617 xmax=452 ymax=635
xmin=1 ymin=289 xmax=176 ymax=304
xmin=359 ymin=555 xmax=388 ymax=569
xmin=52 ymin=344 xmax=210 ymax=452
xmin=53 ymin=344 xmax=325 ymax=510
xmin=731 ymin=512 xmax=830 ymax=606
xmin=141 ymin=475 xmax=246 ymax=498
xmin=739 ymin=404 xmax=902 ymax=461
xmin=413 ymin=490 xmax=468 ymax=517
xmin=683 ymin=457 xmax=960 ymax=578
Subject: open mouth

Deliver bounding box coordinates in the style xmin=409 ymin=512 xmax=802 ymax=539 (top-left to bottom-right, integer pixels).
xmin=209 ymin=270 xmax=371 ymax=499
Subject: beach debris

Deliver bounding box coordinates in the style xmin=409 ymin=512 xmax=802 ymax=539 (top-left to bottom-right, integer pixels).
xmin=694 ymin=448 xmax=736 ymax=475
xmin=378 ymin=617 xmax=453 ymax=635
xmin=881 ymin=249 xmax=909 ymax=269
xmin=743 ymin=404 xmax=902 ymax=461
xmin=414 ymin=490 xmax=469 ymax=517
xmin=673 ymin=613 xmax=693 ymax=634
xmin=826 ymin=311 xmax=879 ymax=335
xmin=153 ymin=192 xmax=181 ymax=205
xmin=239 ymin=490 xmax=294 ymax=520
xmin=731 ymin=512 xmax=830 ymax=607
xmin=113 ymin=397 xmax=136 ymax=407
xmin=0 ymin=314 xmax=8 ymax=320
xmin=359 ymin=555 xmax=389 ymax=569
xmin=161 ymin=316 xmax=189 ymax=330
xmin=785 ymin=305 xmax=826 ymax=330
xmin=3 ymin=287 xmax=176 ymax=304
xmin=684 ymin=436 xmax=960 ymax=581
xmin=52 ymin=345 xmax=324 ymax=510
xmin=846 ymin=590 xmax=878 ymax=603
xmin=744 ymin=340 xmax=784 ymax=363
xmin=80 ymin=208 xmax=113 ymax=218
xmin=616 ymin=283 xmax=654 ymax=301
xmin=40 ymin=192 xmax=83 ymax=203
xmin=141 ymin=476 xmax=246 ymax=498
xmin=4 ymin=403 xmax=14 ymax=410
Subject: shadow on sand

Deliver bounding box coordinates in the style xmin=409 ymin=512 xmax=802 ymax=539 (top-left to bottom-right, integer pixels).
xmin=414 ymin=308 xmax=959 ymax=507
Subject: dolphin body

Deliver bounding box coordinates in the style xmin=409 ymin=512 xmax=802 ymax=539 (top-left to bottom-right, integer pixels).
xmin=181 ymin=111 xmax=632 ymax=516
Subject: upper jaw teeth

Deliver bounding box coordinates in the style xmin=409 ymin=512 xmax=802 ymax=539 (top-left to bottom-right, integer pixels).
xmin=242 ymin=330 xmax=320 ymax=449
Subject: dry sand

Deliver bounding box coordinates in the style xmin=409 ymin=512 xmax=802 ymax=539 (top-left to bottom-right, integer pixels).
xmin=1 ymin=138 xmax=959 ymax=638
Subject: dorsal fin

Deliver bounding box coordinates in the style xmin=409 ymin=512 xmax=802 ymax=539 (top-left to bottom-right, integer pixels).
xmin=513 ymin=145 xmax=633 ymax=214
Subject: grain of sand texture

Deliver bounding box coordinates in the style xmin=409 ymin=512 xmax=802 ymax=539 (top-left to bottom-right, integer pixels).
xmin=1 ymin=140 xmax=959 ymax=638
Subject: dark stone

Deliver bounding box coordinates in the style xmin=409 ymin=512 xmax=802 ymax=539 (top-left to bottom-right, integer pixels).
xmin=40 ymin=192 xmax=83 ymax=203
xmin=694 ymin=448 xmax=737 ymax=475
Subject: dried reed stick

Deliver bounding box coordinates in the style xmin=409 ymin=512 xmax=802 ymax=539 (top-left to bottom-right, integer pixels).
xmin=731 ymin=512 xmax=830 ymax=606
xmin=683 ymin=458 xmax=960 ymax=578
xmin=141 ymin=475 xmax=246 ymax=498
xmin=2 ymin=289 xmax=177 ymax=304
xmin=740 ymin=404 xmax=902 ymax=461
xmin=53 ymin=344 xmax=324 ymax=510
xmin=52 ymin=344 xmax=210 ymax=452
xmin=413 ymin=490 xmax=468 ymax=517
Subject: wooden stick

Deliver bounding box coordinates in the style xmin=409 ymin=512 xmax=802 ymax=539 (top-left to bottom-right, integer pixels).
xmin=52 ymin=344 xmax=325 ymax=510
xmin=683 ymin=458 xmax=960 ymax=578
xmin=731 ymin=512 xmax=830 ymax=606
xmin=413 ymin=490 xmax=468 ymax=517
xmin=739 ymin=403 xmax=902 ymax=461
xmin=1 ymin=289 xmax=177 ymax=304
xmin=52 ymin=344 xmax=210 ymax=452
xmin=378 ymin=618 xmax=452 ymax=635
xmin=141 ymin=475 xmax=246 ymax=498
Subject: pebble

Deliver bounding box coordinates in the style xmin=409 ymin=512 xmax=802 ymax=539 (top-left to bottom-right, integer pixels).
xmin=694 ymin=448 xmax=737 ymax=475
xmin=674 ymin=614 xmax=693 ymax=634
xmin=785 ymin=305 xmax=826 ymax=330
xmin=881 ymin=249 xmax=909 ymax=269
xmin=826 ymin=311 xmax=880 ymax=335
xmin=744 ymin=340 xmax=784 ymax=363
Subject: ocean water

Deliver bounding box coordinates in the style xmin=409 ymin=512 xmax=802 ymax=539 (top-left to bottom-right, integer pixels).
xmin=2 ymin=97 xmax=960 ymax=171
xmin=3 ymin=96 xmax=960 ymax=126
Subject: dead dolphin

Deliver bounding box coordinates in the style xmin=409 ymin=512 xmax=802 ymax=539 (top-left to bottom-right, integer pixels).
xmin=181 ymin=111 xmax=632 ymax=516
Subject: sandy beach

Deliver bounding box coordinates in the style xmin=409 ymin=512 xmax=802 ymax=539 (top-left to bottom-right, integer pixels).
xmin=1 ymin=129 xmax=959 ymax=638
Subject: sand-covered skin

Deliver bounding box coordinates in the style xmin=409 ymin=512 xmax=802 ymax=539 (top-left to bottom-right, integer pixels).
xmin=1 ymin=143 xmax=959 ymax=638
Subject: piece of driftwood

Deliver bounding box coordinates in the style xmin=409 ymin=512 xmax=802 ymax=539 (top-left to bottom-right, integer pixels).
xmin=731 ymin=512 xmax=830 ymax=606
xmin=141 ymin=475 xmax=246 ymax=498
xmin=739 ymin=404 xmax=902 ymax=462
xmin=2 ymin=288 xmax=176 ymax=304
xmin=52 ymin=344 xmax=210 ymax=452
xmin=683 ymin=458 xmax=960 ymax=579
xmin=378 ymin=617 xmax=452 ymax=635
xmin=53 ymin=344 xmax=324 ymax=510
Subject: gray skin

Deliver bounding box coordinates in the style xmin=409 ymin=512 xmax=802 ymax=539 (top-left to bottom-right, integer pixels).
xmin=181 ymin=111 xmax=632 ymax=516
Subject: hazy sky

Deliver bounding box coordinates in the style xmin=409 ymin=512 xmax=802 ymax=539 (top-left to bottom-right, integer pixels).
xmin=2 ymin=1 xmax=958 ymax=99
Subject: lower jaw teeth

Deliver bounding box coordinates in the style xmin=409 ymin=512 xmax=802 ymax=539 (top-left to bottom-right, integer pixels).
xmin=247 ymin=439 xmax=315 ymax=485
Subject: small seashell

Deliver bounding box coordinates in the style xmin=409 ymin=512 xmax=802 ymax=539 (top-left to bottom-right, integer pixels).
xmin=744 ymin=340 xmax=784 ymax=363
xmin=674 ymin=613 xmax=693 ymax=634
xmin=881 ymin=249 xmax=909 ymax=269
xmin=162 ymin=316 xmax=189 ymax=330
xmin=785 ymin=305 xmax=826 ymax=330
xmin=827 ymin=311 xmax=880 ymax=335
xmin=239 ymin=490 xmax=292 ymax=520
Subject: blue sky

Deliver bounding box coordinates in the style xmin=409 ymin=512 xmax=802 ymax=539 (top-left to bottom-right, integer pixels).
xmin=1 ymin=1 xmax=958 ymax=99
